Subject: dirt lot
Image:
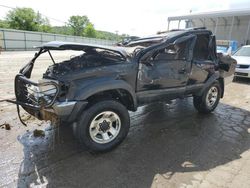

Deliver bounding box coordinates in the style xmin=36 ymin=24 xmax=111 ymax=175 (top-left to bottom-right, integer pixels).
xmin=0 ymin=51 xmax=250 ymax=188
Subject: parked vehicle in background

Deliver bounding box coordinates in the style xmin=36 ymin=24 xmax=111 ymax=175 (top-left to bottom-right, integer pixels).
xmin=233 ymin=45 xmax=250 ymax=78
xmin=217 ymin=40 xmax=238 ymax=54
xmin=8 ymin=28 xmax=236 ymax=152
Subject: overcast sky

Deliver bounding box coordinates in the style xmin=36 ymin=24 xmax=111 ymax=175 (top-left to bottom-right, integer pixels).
xmin=0 ymin=0 xmax=250 ymax=36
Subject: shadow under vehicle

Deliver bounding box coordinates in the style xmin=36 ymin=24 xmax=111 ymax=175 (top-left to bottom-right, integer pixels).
xmin=8 ymin=27 xmax=236 ymax=152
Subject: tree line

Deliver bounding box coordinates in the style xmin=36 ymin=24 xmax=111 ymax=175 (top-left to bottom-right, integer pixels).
xmin=0 ymin=7 xmax=128 ymax=40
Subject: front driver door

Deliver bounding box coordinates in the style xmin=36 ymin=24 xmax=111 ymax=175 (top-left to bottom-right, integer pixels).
xmin=137 ymin=35 xmax=196 ymax=103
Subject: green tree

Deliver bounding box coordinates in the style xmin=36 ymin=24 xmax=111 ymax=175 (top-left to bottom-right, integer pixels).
xmin=84 ymin=23 xmax=96 ymax=38
xmin=68 ymin=15 xmax=90 ymax=36
xmin=5 ymin=7 xmax=51 ymax=32
xmin=36 ymin=12 xmax=51 ymax=32
xmin=51 ymin=26 xmax=72 ymax=35
xmin=0 ymin=20 xmax=9 ymax=28
xmin=96 ymin=30 xmax=123 ymax=40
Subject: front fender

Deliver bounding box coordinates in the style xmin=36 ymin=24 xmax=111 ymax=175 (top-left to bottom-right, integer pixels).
xmin=74 ymin=79 xmax=137 ymax=109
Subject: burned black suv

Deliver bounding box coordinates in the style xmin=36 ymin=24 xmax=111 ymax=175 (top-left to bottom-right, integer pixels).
xmin=11 ymin=28 xmax=236 ymax=152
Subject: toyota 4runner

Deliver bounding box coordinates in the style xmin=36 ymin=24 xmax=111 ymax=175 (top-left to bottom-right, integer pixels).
xmin=9 ymin=28 xmax=236 ymax=152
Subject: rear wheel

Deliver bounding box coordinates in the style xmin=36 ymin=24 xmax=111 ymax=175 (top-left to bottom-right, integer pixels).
xmin=193 ymin=81 xmax=221 ymax=113
xmin=76 ymin=100 xmax=130 ymax=152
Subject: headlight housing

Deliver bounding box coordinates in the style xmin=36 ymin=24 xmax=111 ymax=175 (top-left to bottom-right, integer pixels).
xmin=39 ymin=81 xmax=59 ymax=105
xmin=27 ymin=79 xmax=59 ymax=107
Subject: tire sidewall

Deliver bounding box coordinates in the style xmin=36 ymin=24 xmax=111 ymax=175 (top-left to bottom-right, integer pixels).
xmin=77 ymin=100 xmax=130 ymax=152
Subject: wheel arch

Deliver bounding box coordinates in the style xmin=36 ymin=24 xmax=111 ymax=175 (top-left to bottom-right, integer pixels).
xmin=75 ymin=80 xmax=137 ymax=111
xmin=217 ymin=77 xmax=224 ymax=98
xmin=197 ymin=72 xmax=222 ymax=97
xmin=196 ymin=73 xmax=224 ymax=98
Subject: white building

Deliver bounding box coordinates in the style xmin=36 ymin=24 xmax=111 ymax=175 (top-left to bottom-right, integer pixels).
xmin=167 ymin=9 xmax=250 ymax=45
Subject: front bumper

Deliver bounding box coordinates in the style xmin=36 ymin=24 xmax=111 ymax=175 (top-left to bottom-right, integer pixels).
xmin=234 ymin=67 xmax=250 ymax=78
xmin=52 ymin=101 xmax=77 ymax=116
xmin=42 ymin=100 xmax=88 ymax=123
xmin=13 ymin=74 xmax=88 ymax=124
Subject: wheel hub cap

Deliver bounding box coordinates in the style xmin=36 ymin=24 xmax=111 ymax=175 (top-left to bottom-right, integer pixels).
xmin=89 ymin=111 xmax=121 ymax=144
xmin=206 ymin=86 xmax=218 ymax=108
xmin=99 ymin=120 xmax=110 ymax=132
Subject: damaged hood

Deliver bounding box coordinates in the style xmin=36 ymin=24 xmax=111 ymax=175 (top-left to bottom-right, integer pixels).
xmin=37 ymin=41 xmax=132 ymax=58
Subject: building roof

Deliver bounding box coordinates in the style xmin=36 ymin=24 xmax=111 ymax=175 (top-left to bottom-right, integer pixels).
xmin=168 ymin=8 xmax=250 ymax=21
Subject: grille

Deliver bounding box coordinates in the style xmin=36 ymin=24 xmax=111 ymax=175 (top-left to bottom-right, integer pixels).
xmin=15 ymin=74 xmax=59 ymax=109
xmin=237 ymin=64 xmax=250 ymax=69
xmin=234 ymin=72 xmax=248 ymax=77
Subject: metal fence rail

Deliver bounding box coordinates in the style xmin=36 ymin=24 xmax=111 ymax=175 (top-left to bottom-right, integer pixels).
xmin=0 ymin=28 xmax=116 ymax=51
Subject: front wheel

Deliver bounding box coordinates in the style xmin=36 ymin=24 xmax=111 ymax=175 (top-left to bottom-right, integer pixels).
xmin=76 ymin=100 xmax=130 ymax=152
xmin=193 ymin=81 xmax=221 ymax=113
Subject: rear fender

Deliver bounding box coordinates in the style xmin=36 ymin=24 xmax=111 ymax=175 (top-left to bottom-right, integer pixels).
xmin=196 ymin=72 xmax=220 ymax=96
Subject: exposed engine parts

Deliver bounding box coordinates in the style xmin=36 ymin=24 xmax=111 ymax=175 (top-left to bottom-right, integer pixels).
xmin=44 ymin=49 xmax=125 ymax=77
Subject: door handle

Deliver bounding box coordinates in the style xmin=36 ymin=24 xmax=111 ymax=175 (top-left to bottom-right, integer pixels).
xmin=178 ymin=68 xmax=186 ymax=74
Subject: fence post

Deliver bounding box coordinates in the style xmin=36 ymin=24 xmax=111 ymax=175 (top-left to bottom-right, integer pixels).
xmin=24 ymin=32 xmax=27 ymax=50
xmin=2 ymin=30 xmax=7 ymax=51
xmin=41 ymin=33 xmax=43 ymax=45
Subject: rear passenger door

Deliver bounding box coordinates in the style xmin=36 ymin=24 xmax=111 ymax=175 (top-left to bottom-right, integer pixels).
xmin=188 ymin=34 xmax=217 ymax=85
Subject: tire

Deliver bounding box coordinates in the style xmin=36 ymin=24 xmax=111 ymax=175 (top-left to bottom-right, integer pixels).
xmin=193 ymin=81 xmax=221 ymax=114
xmin=76 ymin=100 xmax=130 ymax=152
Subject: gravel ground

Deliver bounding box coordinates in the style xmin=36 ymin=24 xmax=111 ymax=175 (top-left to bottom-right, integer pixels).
xmin=0 ymin=51 xmax=250 ymax=188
